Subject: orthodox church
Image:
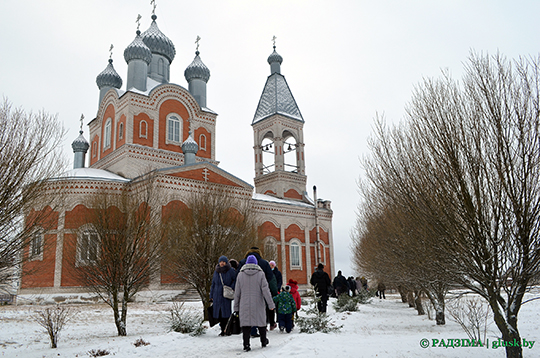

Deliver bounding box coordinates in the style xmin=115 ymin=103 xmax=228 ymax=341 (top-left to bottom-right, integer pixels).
xmin=20 ymin=9 xmax=334 ymax=295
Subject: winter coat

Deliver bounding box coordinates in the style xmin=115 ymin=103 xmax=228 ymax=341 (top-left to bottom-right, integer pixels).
xmin=273 ymin=291 xmax=297 ymax=315
xmin=288 ymin=282 xmax=302 ymax=311
xmin=333 ymin=274 xmax=350 ymax=293
xmin=233 ymin=263 xmax=275 ymax=327
xmin=310 ymin=269 xmax=332 ymax=295
xmin=237 ymin=248 xmax=278 ymax=296
xmin=272 ymin=266 xmax=283 ymax=292
xmin=377 ymin=282 xmax=386 ymax=291
xmin=210 ymin=263 xmax=237 ymax=319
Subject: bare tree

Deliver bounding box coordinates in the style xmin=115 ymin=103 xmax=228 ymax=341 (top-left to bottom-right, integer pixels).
xmin=0 ymin=98 xmax=66 ymax=290
xmin=164 ymin=186 xmax=259 ymax=318
xmin=32 ymin=305 xmax=72 ymax=348
xmin=357 ymin=53 xmax=540 ymax=358
xmin=73 ymin=175 xmax=164 ymax=336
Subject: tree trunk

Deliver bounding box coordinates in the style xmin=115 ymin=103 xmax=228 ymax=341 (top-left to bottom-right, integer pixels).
xmin=397 ymin=285 xmax=408 ymax=303
xmin=407 ymin=291 xmax=415 ymax=308
xmin=111 ymin=291 xmax=127 ymax=336
xmin=414 ymin=290 xmax=425 ymax=315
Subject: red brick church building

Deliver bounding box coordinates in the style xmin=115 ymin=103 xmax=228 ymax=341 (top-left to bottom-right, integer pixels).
xmin=20 ymin=8 xmax=334 ymax=295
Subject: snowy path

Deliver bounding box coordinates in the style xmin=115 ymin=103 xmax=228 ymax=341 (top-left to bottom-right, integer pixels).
xmin=1 ymin=293 xmax=538 ymax=357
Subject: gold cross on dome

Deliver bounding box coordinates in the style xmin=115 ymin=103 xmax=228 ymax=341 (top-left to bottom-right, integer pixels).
xmin=272 ymin=35 xmax=277 ymax=47
xmin=109 ymin=44 xmax=113 ymax=59
xmin=136 ymin=14 xmax=142 ymax=30
xmin=195 ymin=36 xmax=201 ymax=51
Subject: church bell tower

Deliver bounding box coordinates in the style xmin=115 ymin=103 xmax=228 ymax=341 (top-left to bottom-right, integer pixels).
xmin=252 ymin=43 xmax=307 ymax=201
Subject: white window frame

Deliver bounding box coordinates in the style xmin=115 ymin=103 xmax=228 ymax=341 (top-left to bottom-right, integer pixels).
xmin=103 ymin=118 xmax=112 ymax=150
xmin=77 ymin=228 xmax=100 ymax=266
xmin=29 ymin=228 xmax=44 ymax=261
xmin=199 ymin=134 xmax=207 ymax=151
xmin=118 ymin=122 xmax=124 ymax=140
xmin=166 ymin=114 xmax=181 ymax=144
xmin=139 ymin=120 xmax=148 ymax=139
xmin=289 ymin=239 xmax=302 ymax=270
xmin=264 ymin=236 xmax=278 ymax=262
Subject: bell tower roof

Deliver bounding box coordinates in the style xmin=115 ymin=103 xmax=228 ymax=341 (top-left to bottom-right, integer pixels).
xmin=253 ymin=45 xmax=303 ymax=124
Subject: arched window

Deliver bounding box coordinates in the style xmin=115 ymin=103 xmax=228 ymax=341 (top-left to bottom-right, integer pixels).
xmin=167 ymin=114 xmax=181 ymax=143
xmin=199 ymin=134 xmax=207 ymax=151
xmin=158 ymin=58 xmax=165 ymax=76
xmin=30 ymin=228 xmax=44 ymax=261
xmin=92 ymin=142 xmax=97 ymax=158
xmin=104 ymin=118 xmax=112 ymax=149
xmin=77 ymin=228 xmax=100 ymax=266
xmin=264 ymin=237 xmax=278 ymax=262
xmin=290 ymin=240 xmax=301 ymax=268
xmin=118 ymin=122 xmax=124 ymax=140
xmin=139 ymin=120 xmax=148 ymax=139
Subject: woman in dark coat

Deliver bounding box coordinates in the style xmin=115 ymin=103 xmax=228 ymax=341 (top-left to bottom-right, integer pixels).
xmin=210 ymin=255 xmax=237 ymax=336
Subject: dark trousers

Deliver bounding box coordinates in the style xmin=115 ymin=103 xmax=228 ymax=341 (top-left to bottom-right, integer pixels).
xmin=219 ymin=316 xmax=229 ymax=333
xmin=277 ymin=313 xmax=293 ymax=332
xmin=242 ymin=326 xmax=266 ymax=348
xmin=317 ymin=293 xmax=328 ymax=313
xmin=379 ymin=290 xmax=386 ymax=299
xmin=267 ymin=307 xmax=276 ymax=326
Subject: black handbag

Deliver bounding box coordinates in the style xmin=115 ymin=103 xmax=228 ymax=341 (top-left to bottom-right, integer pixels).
xmin=207 ymin=304 xmax=219 ymax=327
xmin=224 ymin=312 xmax=241 ymax=335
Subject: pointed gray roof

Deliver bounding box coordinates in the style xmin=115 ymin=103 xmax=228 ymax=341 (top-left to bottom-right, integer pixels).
xmin=184 ymin=51 xmax=210 ymax=83
xmin=124 ymin=30 xmax=152 ymax=64
xmin=252 ymin=73 xmax=303 ymax=124
xmin=141 ymin=15 xmax=176 ymax=63
xmin=71 ymin=131 xmax=90 ymax=153
xmin=96 ymin=59 xmax=123 ymax=89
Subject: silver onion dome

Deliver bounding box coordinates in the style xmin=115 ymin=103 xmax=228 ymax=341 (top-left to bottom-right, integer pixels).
xmin=182 ymin=131 xmax=199 ymax=154
xmin=72 ymin=131 xmax=90 ymax=153
xmin=124 ymin=30 xmax=152 ymax=64
xmin=141 ymin=15 xmax=176 ymax=63
xmin=96 ymin=59 xmax=123 ymax=89
xmin=267 ymin=46 xmax=283 ymax=65
xmin=184 ymin=51 xmax=210 ymax=83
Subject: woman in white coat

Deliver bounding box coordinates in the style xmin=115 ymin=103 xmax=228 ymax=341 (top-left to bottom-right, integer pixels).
xmin=233 ymin=255 xmax=275 ymax=352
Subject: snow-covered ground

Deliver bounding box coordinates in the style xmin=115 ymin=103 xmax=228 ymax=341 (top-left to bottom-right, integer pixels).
xmin=1 ymin=291 xmax=539 ymax=357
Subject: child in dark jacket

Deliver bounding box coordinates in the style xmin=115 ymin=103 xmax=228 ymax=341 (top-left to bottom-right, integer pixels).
xmin=272 ymin=285 xmax=297 ymax=333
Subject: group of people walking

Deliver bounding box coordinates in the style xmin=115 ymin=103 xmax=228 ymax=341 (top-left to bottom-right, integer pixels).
xmin=209 ymin=247 xmax=301 ymax=352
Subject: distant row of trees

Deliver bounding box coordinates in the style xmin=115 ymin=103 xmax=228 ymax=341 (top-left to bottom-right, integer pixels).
xmin=0 ymin=98 xmax=260 ymax=338
xmin=352 ymin=53 xmax=540 ymax=358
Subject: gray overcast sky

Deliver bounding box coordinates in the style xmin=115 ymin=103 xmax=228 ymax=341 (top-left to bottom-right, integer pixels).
xmin=2 ymin=0 xmax=540 ymax=278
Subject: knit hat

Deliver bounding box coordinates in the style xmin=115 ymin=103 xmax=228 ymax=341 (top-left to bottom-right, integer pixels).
xmin=284 ymin=285 xmax=291 ymax=291
xmin=317 ymin=263 xmax=324 ymax=270
xmin=218 ymin=255 xmax=228 ymax=264
xmin=246 ymin=255 xmax=258 ymax=265
xmin=269 ymin=260 xmax=276 ymax=267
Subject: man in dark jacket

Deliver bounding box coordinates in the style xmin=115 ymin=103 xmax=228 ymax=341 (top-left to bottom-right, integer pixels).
xmin=237 ymin=247 xmax=278 ymax=331
xmin=310 ymin=263 xmax=332 ymax=313
xmin=333 ymin=271 xmax=350 ymax=296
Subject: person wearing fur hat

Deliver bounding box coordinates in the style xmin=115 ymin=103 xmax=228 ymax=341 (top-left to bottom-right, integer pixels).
xmin=272 ymin=285 xmax=297 ymax=333
xmin=234 ymin=255 xmax=275 ymax=352
xmin=210 ymin=255 xmax=237 ymax=336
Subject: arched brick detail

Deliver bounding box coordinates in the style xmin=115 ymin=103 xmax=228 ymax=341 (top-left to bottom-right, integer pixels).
xmin=284 ymin=189 xmax=302 ymax=200
xmin=194 ymin=126 xmax=211 ymax=159
xmin=158 ymin=99 xmax=190 ymax=153
xmin=133 ymin=112 xmax=153 ymax=147
xmin=90 ymin=135 xmax=100 ymax=165
xmin=117 ymin=114 xmax=126 ymax=147
xmin=264 ymin=190 xmax=277 ymax=196
xmin=161 ymin=200 xmax=188 ymax=284
xmin=20 ymin=206 xmax=59 ymax=288
xmin=101 ymin=104 xmax=116 ymax=158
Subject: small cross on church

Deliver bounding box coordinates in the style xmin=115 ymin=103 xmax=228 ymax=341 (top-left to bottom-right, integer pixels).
xmin=136 ymin=14 xmax=142 ymax=30
xmin=195 ymin=36 xmax=201 ymax=52
xmin=272 ymin=35 xmax=277 ymax=47
xmin=79 ymin=114 xmax=84 ymax=133
xmin=109 ymin=44 xmax=113 ymax=60
xmin=151 ymin=0 xmax=157 ymax=15
xmin=202 ymin=168 xmax=210 ymax=182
